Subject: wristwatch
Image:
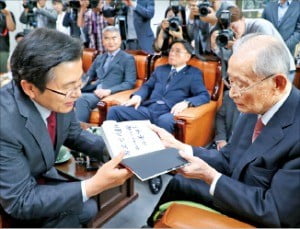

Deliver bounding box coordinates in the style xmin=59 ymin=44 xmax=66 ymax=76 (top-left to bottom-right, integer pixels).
xmin=184 ymin=100 xmax=192 ymax=107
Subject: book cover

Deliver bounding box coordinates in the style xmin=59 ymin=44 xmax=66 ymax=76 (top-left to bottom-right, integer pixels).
xmin=101 ymin=120 xmax=188 ymax=181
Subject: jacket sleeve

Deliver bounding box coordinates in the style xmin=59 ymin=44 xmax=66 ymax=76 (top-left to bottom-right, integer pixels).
xmin=134 ymin=0 xmax=154 ymax=20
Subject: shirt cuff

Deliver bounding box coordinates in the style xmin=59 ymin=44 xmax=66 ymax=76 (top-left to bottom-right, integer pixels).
xmin=81 ymin=181 xmax=89 ymax=202
xmin=131 ymin=2 xmax=137 ymax=8
xmin=209 ymin=172 xmax=222 ymax=196
xmin=184 ymin=145 xmax=194 ymax=156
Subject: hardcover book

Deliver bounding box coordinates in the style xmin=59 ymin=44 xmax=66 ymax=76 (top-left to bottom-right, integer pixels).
xmin=101 ymin=120 xmax=188 ymax=181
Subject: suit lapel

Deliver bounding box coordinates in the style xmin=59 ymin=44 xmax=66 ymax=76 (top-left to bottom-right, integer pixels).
xmin=231 ymin=88 xmax=299 ymax=179
xmin=163 ymin=65 xmax=187 ymax=95
xmin=98 ymin=53 xmax=107 ymax=79
xmin=14 ymin=84 xmax=55 ymax=170
xmin=271 ymin=3 xmax=279 ymax=27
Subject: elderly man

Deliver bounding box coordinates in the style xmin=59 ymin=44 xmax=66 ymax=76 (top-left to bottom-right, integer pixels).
xmin=0 ymin=28 xmax=132 ymax=227
xmin=75 ymin=26 xmax=136 ymax=123
xmin=146 ymin=34 xmax=300 ymax=227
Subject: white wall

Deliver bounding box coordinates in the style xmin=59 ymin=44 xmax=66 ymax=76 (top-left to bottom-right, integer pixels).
xmin=5 ymin=0 xmax=170 ymax=55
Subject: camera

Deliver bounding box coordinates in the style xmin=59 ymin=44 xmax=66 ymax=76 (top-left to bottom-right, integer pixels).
xmin=89 ymin=0 xmax=99 ymax=9
xmin=197 ymin=0 xmax=211 ymax=17
xmin=216 ymin=10 xmax=234 ymax=47
xmin=68 ymin=0 xmax=80 ymax=9
xmin=102 ymin=0 xmax=128 ymax=18
xmin=167 ymin=16 xmax=181 ymax=32
xmin=0 ymin=0 xmax=6 ymax=10
xmin=23 ymin=0 xmax=37 ymax=10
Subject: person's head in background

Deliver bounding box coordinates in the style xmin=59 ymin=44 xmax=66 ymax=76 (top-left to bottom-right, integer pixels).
xmin=52 ymin=0 xmax=66 ymax=14
xmin=102 ymin=26 xmax=122 ymax=53
xmin=168 ymin=39 xmax=193 ymax=68
xmin=226 ymin=6 xmax=246 ymax=39
xmin=10 ymin=28 xmax=84 ymax=113
xmin=37 ymin=0 xmax=47 ymax=8
xmin=228 ymin=34 xmax=291 ymax=115
xmin=164 ymin=6 xmax=184 ymax=21
xmin=15 ymin=32 xmax=25 ymax=43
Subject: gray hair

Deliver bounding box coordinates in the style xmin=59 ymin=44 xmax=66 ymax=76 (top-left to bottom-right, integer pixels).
xmin=102 ymin=26 xmax=120 ymax=35
xmin=233 ymin=33 xmax=290 ymax=78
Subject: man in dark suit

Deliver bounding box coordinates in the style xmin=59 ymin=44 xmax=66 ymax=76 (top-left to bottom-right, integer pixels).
xmin=0 ymin=28 xmax=132 ymax=227
xmin=107 ymin=40 xmax=210 ymax=133
xmin=262 ymin=0 xmax=300 ymax=56
xmin=146 ymin=34 xmax=300 ymax=227
xmin=122 ymin=0 xmax=155 ymax=53
xmin=75 ymin=26 xmax=136 ymax=122
xmin=213 ymin=91 xmax=240 ymax=150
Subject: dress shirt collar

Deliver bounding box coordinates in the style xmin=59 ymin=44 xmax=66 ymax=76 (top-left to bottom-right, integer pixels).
xmin=32 ymin=100 xmax=51 ymax=126
xmin=260 ymin=87 xmax=291 ymax=125
xmin=107 ymin=48 xmax=120 ymax=57
xmin=172 ymin=64 xmax=187 ymax=73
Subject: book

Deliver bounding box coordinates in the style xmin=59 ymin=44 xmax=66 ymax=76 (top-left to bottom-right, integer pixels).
xmin=100 ymin=120 xmax=188 ymax=181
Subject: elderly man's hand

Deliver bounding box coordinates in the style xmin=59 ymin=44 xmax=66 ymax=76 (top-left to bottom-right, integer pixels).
xmin=150 ymin=124 xmax=187 ymax=151
xmin=170 ymin=101 xmax=189 ymax=116
xmin=178 ymin=151 xmax=220 ymax=185
xmin=94 ymin=88 xmax=111 ymax=99
xmin=85 ymin=152 xmax=133 ymax=197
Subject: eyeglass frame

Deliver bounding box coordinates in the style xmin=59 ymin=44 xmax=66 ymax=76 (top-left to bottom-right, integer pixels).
xmin=168 ymin=48 xmax=189 ymax=55
xmin=223 ymin=73 xmax=276 ymax=96
xmin=45 ymin=76 xmax=88 ymax=98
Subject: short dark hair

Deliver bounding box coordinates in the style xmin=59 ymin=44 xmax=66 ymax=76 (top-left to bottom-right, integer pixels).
xmin=11 ymin=28 xmax=83 ymax=91
xmin=170 ymin=39 xmax=194 ymax=55
xmin=14 ymin=32 xmax=25 ymax=40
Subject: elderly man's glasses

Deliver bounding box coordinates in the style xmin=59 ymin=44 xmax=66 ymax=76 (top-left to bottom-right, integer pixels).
xmin=223 ymin=74 xmax=276 ymax=96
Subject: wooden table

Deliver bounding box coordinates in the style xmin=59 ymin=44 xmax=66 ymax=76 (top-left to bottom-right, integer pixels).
xmin=55 ymin=157 xmax=138 ymax=228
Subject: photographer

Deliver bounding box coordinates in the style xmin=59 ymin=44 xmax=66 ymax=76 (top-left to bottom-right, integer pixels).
xmin=77 ymin=0 xmax=108 ymax=53
xmin=104 ymin=0 xmax=155 ymax=53
xmin=20 ymin=0 xmax=57 ymax=29
xmin=0 ymin=0 xmax=16 ymax=73
xmin=153 ymin=6 xmax=188 ymax=55
xmin=210 ymin=6 xmax=296 ymax=81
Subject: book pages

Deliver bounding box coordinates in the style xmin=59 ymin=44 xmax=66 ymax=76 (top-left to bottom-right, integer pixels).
xmin=101 ymin=120 xmax=165 ymax=158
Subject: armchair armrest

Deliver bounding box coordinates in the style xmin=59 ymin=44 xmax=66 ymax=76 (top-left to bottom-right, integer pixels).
xmin=154 ymin=203 xmax=254 ymax=228
xmin=96 ymin=88 xmax=139 ymax=125
xmin=174 ymin=101 xmax=218 ymax=146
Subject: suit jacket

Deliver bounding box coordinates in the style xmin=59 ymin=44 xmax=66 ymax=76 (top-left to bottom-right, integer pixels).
xmin=194 ymin=88 xmax=300 ymax=227
xmin=82 ymin=50 xmax=136 ymax=93
xmin=134 ymin=64 xmax=210 ymax=109
xmin=0 ymin=82 xmax=105 ymax=226
xmin=133 ymin=0 xmax=155 ymax=53
xmin=214 ymin=91 xmax=240 ymax=142
xmin=262 ymin=0 xmax=300 ymax=55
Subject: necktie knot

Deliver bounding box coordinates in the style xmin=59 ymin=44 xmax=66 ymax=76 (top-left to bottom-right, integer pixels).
xmin=47 ymin=112 xmax=56 ymax=145
xmin=252 ymin=117 xmax=264 ymax=143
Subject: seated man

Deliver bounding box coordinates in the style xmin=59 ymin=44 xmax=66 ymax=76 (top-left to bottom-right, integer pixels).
xmin=0 ymin=28 xmax=132 ymax=228
xmin=146 ymin=34 xmax=300 ymax=227
xmin=107 ymin=40 xmax=210 ymax=133
xmin=75 ymin=26 xmax=136 ymax=122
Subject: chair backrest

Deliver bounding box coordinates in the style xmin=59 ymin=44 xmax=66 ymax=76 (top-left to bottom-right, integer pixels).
xmin=82 ymin=48 xmax=99 ymax=73
xmin=125 ymin=50 xmax=153 ymax=88
xmin=151 ymin=55 xmax=222 ymax=101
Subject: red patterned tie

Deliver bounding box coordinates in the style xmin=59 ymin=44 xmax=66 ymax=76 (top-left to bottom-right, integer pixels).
xmin=47 ymin=112 xmax=56 ymax=145
xmin=252 ymin=117 xmax=264 ymax=143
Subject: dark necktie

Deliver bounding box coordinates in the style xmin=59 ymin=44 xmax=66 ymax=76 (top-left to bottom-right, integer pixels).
xmin=103 ymin=54 xmax=113 ymax=73
xmin=252 ymin=117 xmax=264 ymax=143
xmin=166 ymin=69 xmax=177 ymax=90
xmin=47 ymin=112 xmax=56 ymax=145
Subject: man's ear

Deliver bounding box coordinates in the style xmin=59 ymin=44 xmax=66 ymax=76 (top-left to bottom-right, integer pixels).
xmin=20 ymin=80 xmax=38 ymax=99
xmin=273 ymin=74 xmax=288 ymax=92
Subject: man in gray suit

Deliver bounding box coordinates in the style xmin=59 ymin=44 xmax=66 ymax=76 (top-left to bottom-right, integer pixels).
xmin=262 ymin=0 xmax=300 ymax=57
xmin=0 ymin=28 xmax=132 ymax=227
xmin=75 ymin=26 xmax=136 ymax=122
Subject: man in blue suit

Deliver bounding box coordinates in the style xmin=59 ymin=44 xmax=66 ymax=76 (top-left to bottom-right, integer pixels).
xmin=122 ymin=0 xmax=155 ymax=53
xmin=75 ymin=26 xmax=136 ymax=122
xmin=262 ymin=0 xmax=300 ymax=57
xmin=0 ymin=28 xmax=132 ymax=227
xmin=107 ymin=40 xmax=210 ymax=133
xmin=146 ymin=34 xmax=300 ymax=227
